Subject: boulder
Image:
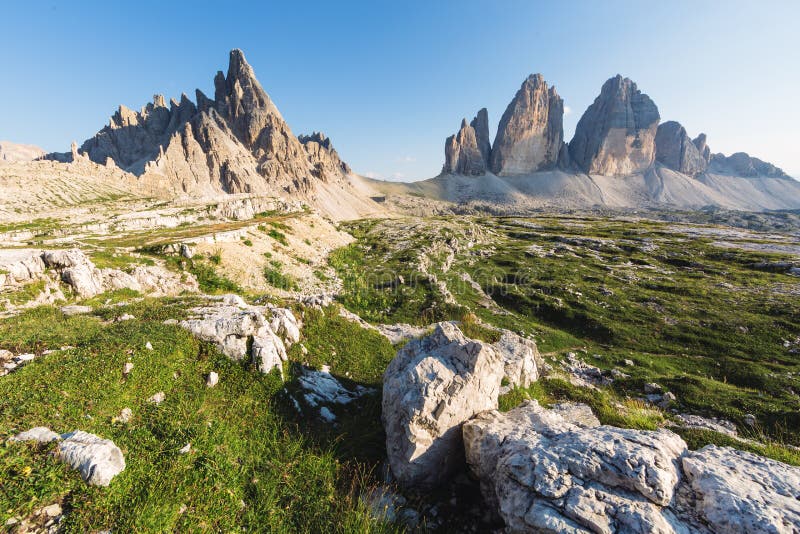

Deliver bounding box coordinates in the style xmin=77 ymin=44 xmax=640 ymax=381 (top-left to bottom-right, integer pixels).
xmin=463 ymin=401 xmax=688 ymax=532
xmin=57 ymin=430 xmax=126 ymax=486
xmin=42 ymin=249 xmax=104 ymax=298
xmin=569 ymin=75 xmax=660 ymax=176
xmin=9 ymin=427 xmax=62 ymax=443
xmin=179 ymin=300 xmax=300 ymax=376
xmin=679 ymin=445 xmax=800 ymax=534
xmin=382 ymin=322 xmax=503 ymax=490
xmin=655 ymin=121 xmax=707 ymax=176
xmin=490 ymin=74 xmax=564 ymax=175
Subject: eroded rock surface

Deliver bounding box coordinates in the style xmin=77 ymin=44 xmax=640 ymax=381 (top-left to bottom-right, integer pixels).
xmin=382 ymin=322 xmax=503 ymax=490
xmin=444 ymin=110 xmax=491 ymax=176
xmin=179 ymin=296 xmax=300 ymax=376
xmin=490 ymin=74 xmax=564 ymax=175
xmin=569 ymin=75 xmax=660 ymax=176
xmin=656 ymin=121 xmax=707 ymax=176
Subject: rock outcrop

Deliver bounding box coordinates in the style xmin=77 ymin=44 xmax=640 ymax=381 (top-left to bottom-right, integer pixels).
xmin=490 ymin=74 xmax=564 ymax=175
xmin=709 ymin=151 xmax=790 ymax=179
xmin=382 ymin=322 xmax=503 ymax=490
xmin=679 ymin=445 xmax=800 ymax=533
xmin=692 ymin=133 xmax=711 ymax=164
xmin=443 ymin=110 xmax=491 ymax=176
xmin=463 ymin=400 xmax=800 ymax=533
xmin=179 ymin=295 xmax=300 ymax=376
xmin=67 ymin=49 xmax=354 ymax=198
xmin=569 ymin=75 xmax=660 ymax=176
xmin=41 ymin=248 xmax=198 ymax=299
xmin=655 ymin=121 xmax=707 ymax=176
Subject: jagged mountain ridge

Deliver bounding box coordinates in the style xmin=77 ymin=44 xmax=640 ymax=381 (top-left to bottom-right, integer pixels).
xmin=437 ymin=72 xmax=799 ymax=211
xmin=57 ymin=50 xmax=357 ymax=201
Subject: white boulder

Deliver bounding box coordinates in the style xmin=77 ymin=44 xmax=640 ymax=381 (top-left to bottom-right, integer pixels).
xmin=57 ymin=430 xmax=126 ymax=486
xmin=382 ymin=322 xmax=504 ymax=490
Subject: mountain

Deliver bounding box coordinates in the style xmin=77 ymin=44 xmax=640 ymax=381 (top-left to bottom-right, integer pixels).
xmin=46 ymin=49 xmax=382 ymax=220
xmin=0 ymin=141 xmax=45 ymax=162
xmin=432 ymin=73 xmax=800 ymax=211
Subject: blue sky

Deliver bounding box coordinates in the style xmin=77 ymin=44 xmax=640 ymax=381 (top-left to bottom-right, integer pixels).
xmin=2 ymin=0 xmax=799 ymax=180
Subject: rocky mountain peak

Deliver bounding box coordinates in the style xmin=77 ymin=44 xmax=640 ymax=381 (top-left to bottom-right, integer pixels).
xmin=655 ymin=121 xmax=706 ymax=176
xmin=489 ymin=73 xmax=564 ymax=175
xmin=443 ymin=110 xmax=490 ymax=176
xmin=569 ymin=75 xmax=660 ymax=176
xmin=692 ymin=133 xmax=711 ymax=163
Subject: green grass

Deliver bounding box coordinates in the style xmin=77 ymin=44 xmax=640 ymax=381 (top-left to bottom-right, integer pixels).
xmin=264 ymin=261 xmax=298 ymax=291
xmin=334 ymin=216 xmax=800 ymax=445
xmin=0 ymin=305 xmax=395 ymax=532
xmin=90 ymin=250 xmax=155 ymax=270
xmin=161 ymin=256 xmax=242 ymax=295
xmin=4 ymin=280 xmax=47 ymax=306
xmin=267 ymin=229 xmax=289 ymax=246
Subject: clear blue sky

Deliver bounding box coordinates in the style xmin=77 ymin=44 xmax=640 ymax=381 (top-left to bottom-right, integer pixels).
xmin=2 ymin=0 xmax=799 ymax=180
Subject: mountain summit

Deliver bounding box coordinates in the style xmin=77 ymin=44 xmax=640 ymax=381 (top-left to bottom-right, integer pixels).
xmin=69 ymin=49 xmax=354 ymax=201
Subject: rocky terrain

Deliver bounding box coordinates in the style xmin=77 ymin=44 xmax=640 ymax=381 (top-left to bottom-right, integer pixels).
xmin=1 ymin=47 xmax=800 ymax=533
xmin=424 ymin=73 xmax=800 ymax=212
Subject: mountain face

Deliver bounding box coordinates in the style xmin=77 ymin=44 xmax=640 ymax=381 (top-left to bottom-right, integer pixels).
xmin=73 ymin=49 xmax=350 ymax=197
xmin=0 ymin=141 xmax=45 ymax=162
xmin=709 ymin=152 xmax=790 ymax=179
xmin=655 ymin=121 xmax=707 ymax=176
xmin=490 ymin=74 xmax=564 ymax=175
xmin=569 ymin=75 xmax=660 ymax=176
xmin=443 ymin=110 xmax=490 ymax=176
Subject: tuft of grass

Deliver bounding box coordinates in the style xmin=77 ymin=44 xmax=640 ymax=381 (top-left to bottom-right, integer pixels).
xmin=5 ymin=280 xmax=47 ymax=305
xmin=267 ymin=229 xmax=289 ymax=246
xmin=263 ymin=261 xmax=297 ymax=291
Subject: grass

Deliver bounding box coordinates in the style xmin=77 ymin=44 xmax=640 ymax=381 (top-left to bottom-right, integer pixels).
xmin=334 ymin=216 xmax=800 ymax=445
xmin=0 ymin=304 xmax=395 ymax=532
xmin=4 ymin=280 xmax=47 ymax=306
xmin=161 ymin=256 xmax=242 ymax=295
xmin=90 ymin=250 xmax=155 ymax=270
xmin=267 ymin=229 xmax=289 ymax=246
xmin=264 ymin=261 xmax=298 ymax=291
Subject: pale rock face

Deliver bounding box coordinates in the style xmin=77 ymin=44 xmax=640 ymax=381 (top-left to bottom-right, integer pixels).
xmin=463 ymin=401 xmax=688 ymax=533
xmin=381 ymin=322 xmax=504 ymax=490
xmin=0 ymin=141 xmax=45 ymax=162
xmin=569 ymin=75 xmax=660 ymax=176
xmin=68 ymin=49 xmax=352 ymax=198
xmin=679 ymin=445 xmax=800 ymax=534
xmin=443 ymin=109 xmax=491 ymax=176
xmin=692 ymin=133 xmax=712 ymax=164
xmin=492 ymin=330 xmax=541 ymax=387
xmin=9 ymin=427 xmax=62 ymax=443
xmin=709 ymin=151 xmax=790 ymax=179
xmin=490 ymin=74 xmax=564 ymax=175
xmin=655 ymin=121 xmax=707 ymax=176
xmin=57 ymin=430 xmax=126 ymax=486
xmin=179 ymin=301 xmax=300 ymax=376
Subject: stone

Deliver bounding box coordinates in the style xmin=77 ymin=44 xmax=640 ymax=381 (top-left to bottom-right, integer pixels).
xmin=148 ymin=391 xmax=166 ymax=404
xmin=112 ymin=408 xmax=133 ymax=424
xmin=145 ymin=341 xmax=153 ymax=351
xmin=382 ymin=322 xmax=503 ymax=490
xmin=9 ymin=427 xmax=62 ymax=443
xmin=443 ymin=109 xmax=490 ymax=176
xmin=490 ymin=74 xmax=564 ymax=175
xmin=42 ymin=503 xmax=62 ymax=518
xmin=655 ymin=121 xmax=707 ymax=176
xmin=744 ymin=413 xmax=757 ymax=426
xmin=569 ymin=75 xmax=660 ymax=176
xmin=206 ymin=371 xmax=219 ymax=387
xmin=42 ymin=249 xmax=104 ymax=298
xmin=61 ymin=305 xmax=93 ymax=316
xmin=123 ymin=362 xmax=134 ymax=376
xmin=679 ymin=445 xmax=800 ymax=534
xmin=57 ymin=430 xmax=125 ymax=486
xmin=376 ymin=323 xmax=430 ymax=345
xmin=179 ymin=443 xmax=191 ymax=454
xmin=644 ymin=382 xmax=663 ymax=394
xmin=463 ymin=401 xmax=688 ymax=533
xmin=492 ymin=330 xmax=541 ymax=387
xmin=674 ymin=414 xmax=738 ymax=437
xmin=179 ymin=301 xmax=300 ymax=376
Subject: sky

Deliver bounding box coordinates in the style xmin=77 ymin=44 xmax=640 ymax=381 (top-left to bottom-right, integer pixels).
xmin=2 ymin=0 xmax=799 ymax=180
